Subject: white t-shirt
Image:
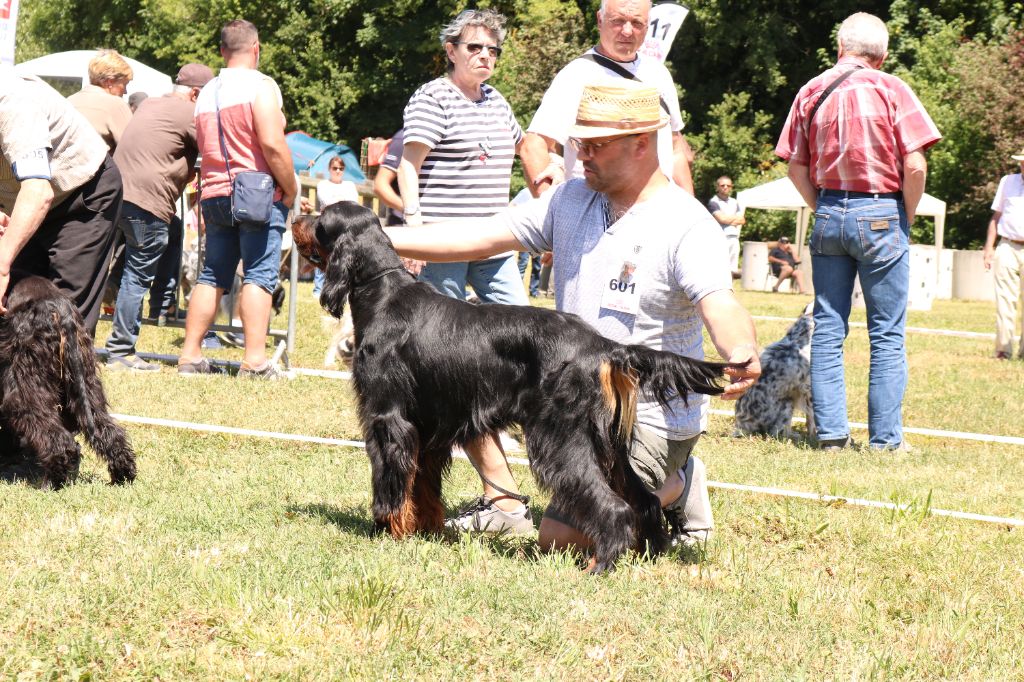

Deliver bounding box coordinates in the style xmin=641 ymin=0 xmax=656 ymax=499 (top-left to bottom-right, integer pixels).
xmin=526 ymin=49 xmax=684 ymax=181
xmin=706 ymin=194 xmax=744 ymax=238
xmin=316 ymin=178 xmax=359 ymax=211
xmin=498 ymin=179 xmax=731 ymax=439
xmin=992 ymin=173 xmax=1024 ymax=241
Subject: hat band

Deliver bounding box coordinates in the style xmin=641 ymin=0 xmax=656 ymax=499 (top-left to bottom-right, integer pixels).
xmin=574 ymin=118 xmax=661 ymax=130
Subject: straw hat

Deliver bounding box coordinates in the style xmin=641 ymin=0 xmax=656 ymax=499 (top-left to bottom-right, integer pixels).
xmin=1012 ymin=147 xmax=1024 ymax=161
xmin=567 ymin=80 xmax=669 ymax=139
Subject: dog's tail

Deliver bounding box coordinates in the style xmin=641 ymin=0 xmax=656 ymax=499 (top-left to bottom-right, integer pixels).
xmin=56 ymin=298 xmax=137 ymax=484
xmin=600 ymin=345 xmax=739 ymax=442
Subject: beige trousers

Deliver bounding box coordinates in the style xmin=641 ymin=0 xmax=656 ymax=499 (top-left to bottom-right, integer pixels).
xmin=994 ymin=239 xmax=1024 ymax=357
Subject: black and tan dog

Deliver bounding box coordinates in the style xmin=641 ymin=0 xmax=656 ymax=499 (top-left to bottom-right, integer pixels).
xmin=0 ymin=274 xmax=136 ymax=488
xmin=295 ymin=203 xmax=740 ymax=572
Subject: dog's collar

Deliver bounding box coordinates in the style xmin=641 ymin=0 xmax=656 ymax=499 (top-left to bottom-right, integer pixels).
xmin=354 ymin=266 xmax=406 ymax=289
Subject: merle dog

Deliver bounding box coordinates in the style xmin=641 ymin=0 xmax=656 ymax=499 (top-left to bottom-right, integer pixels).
xmin=733 ymin=303 xmax=815 ymax=440
xmin=295 ymin=202 xmax=741 ymax=573
xmin=0 ymin=274 xmax=136 ymax=488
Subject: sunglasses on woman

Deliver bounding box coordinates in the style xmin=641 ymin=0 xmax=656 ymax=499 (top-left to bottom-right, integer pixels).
xmin=455 ymin=41 xmax=502 ymax=58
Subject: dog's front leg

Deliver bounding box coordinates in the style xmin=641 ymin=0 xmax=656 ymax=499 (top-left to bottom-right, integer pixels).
xmin=365 ymin=411 xmax=420 ymax=538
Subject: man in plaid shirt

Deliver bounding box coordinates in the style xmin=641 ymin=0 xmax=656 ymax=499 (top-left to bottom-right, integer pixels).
xmin=775 ymin=12 xmax=941 ymax=451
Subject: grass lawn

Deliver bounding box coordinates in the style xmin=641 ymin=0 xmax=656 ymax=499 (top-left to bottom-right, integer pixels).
xmin=1 ymin=283 xmax=1022 ymax=679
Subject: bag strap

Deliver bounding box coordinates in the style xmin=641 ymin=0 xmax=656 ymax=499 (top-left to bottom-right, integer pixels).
xmin=807 ymin=66 xmax=864 ymax=126
xmin=213 ymin=78 xmax=234 ymax=186
xmin=577 ymin=52 xmax=672 ymax=116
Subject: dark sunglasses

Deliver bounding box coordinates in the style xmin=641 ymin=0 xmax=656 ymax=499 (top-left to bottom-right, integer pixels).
xmin=454 ymin=41 xmax=502 ymax=58
xmin=330 ymin=166 xmax=345 ymax=171
xmin=568 ymin=134 xmax=637 ymax=155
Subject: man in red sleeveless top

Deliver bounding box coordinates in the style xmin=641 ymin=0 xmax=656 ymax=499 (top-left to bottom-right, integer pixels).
xmin=180 ymin=19 xmax=297 ymax=378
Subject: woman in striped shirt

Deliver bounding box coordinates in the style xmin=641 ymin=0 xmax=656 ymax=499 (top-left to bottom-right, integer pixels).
xmin=397 ymin=8 xmax=527 ymax=306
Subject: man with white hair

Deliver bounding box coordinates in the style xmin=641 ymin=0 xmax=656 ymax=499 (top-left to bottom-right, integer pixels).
xmin=520 ymin=0 xmax=693 ymax=196
xmin=775 ymin=12 xmax=941 ymax=451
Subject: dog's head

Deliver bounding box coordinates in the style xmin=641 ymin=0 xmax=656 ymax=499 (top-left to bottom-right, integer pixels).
xmin=786 ymin=301 xmax=815 ymax=345
xmin=293 ymin=202 xmax=395 ymax=318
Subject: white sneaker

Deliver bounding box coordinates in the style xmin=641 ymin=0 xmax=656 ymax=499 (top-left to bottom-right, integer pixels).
xmin=445 ymin=496 xmax=534 ymax=535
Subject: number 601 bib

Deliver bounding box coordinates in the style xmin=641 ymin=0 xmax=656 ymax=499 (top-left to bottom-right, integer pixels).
xmin=601 ymin=257 xmax=643 ymax=315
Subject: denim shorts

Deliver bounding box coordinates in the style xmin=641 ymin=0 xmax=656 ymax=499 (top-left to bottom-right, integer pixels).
xmin=198 ymin=196 xmax=287 ymax=294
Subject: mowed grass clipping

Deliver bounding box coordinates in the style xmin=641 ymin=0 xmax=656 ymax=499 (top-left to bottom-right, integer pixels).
xmin=1 ymin=283 xmax=1022 ymax=679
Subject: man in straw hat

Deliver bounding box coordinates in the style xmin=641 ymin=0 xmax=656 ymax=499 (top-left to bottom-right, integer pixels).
xmin=776 ymin=12 xmax=940 ymax=451
xmin=385 ymin=79 xmax=761 ymax=554
xmin=983 ymin=147 xmax=1024 ymax=359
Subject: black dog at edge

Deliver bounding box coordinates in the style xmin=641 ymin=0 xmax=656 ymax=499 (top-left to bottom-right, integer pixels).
xmin=0 ymin=274 xmax=136 ymax=488
xmin=297 ymin=203 xmax=740 ymax=572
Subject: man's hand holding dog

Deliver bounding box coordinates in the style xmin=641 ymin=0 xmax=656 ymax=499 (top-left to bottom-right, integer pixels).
xmin=721 ymin=344 xmax=761 ymax=400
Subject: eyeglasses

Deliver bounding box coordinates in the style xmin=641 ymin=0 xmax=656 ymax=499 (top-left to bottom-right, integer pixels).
xmin=454 ymin=42 xmax=502 ymax=58
xmin=330 ymin=166 xmax=344 ymax=171
xmin=568 ymin=135 xmax=636 ymax=155
xmin=718 ymin=183 xmax=733 ymax=188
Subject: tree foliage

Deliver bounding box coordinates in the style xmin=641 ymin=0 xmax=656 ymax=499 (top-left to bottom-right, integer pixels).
xmin=16 ymin=0 xmax=1024 ymax=246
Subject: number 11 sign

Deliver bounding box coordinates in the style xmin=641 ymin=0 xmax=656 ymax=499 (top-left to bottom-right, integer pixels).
xmin=640 ymin=2 xmax=690 ymax=63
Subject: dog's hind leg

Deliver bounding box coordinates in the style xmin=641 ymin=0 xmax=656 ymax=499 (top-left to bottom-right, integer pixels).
xmin=62 ymin=329 xmax=137 ymax=484
xmin=365 ymin=410 xmax=421 ymax=538
xmin=411 ymin=448 xmax=451 ymax=534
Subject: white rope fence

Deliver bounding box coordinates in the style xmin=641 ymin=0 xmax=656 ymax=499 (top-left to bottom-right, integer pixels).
xmin=111 ymin=412 xmax=1024 ymax=529
xmin=752 ymin=315 xmax=1001 ymax=341
xmin=707 ymin=409 xmax=1024 ymax=447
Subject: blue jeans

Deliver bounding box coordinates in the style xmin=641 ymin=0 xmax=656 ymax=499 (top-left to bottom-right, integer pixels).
xmin=147 ymin=214 xmax=183 ymax=318
xmin=419 ymin=255 xmax=528 ymax=305
xmin=810 ymin=194 xmax=909 ymax=448
xmin=517 ymin=252 xmax=542 ymax=297
xmin=105 ymin=203 xmax=171 ymax=357
xmin=198 ymin=196 xmax=287 ymax=294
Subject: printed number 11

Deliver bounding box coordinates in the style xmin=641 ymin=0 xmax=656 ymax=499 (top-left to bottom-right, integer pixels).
xmin=648 ymin=19 xmax=671 ymax=40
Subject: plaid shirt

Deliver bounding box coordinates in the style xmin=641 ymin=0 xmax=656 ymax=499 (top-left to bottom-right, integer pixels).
xmin=775 ymin=55 xmax=941 ymax=193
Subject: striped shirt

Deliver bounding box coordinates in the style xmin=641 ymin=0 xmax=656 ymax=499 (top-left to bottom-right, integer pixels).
xmin=195 ymin=67 xmax=285 ymax=201
xmin=403 ymin=77 xmax=522 ymax=222
xmin=500 ymin=180 xmax=732 ymax=440
xmin=775 ymin=55 xmax=941 ymax=193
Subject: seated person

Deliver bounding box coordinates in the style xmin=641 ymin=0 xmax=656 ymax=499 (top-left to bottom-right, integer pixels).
xmin=768 ymin=236 xmax=805 ymax=293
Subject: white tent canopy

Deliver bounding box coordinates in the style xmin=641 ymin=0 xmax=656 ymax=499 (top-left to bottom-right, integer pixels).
xmin=737 ymin=177 xmax=947 ymax=257
xmin=14 ymin=50 xmax=173 ymax=99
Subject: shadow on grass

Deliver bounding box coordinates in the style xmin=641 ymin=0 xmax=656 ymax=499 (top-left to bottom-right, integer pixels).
xmin=288 ymin=502 xmax=376 ymax=536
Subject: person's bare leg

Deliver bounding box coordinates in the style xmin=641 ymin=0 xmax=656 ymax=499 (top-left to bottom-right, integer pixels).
xmin=538 ymin=516 xmax=592 ymax=553
xmin=465 ymin=434 xmax=524 ymax=512
xmin=239 ymin=283 xmax=272 ymax=368
xmin=773 ymin=264 xmax=794 ymax=292
xmin=180 ymin=283 xmax=221 ymax=363
xmin=793 ymin=269 xmax=806 ymax=294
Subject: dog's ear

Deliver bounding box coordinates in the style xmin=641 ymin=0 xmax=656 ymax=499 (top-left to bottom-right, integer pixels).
xmin=319 ymin=232 xmax=354 ymax=318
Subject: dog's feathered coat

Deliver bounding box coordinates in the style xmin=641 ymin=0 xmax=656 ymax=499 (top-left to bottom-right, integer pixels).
xmin=0 ymin=274 xmax=136 ymax=488
xmin=733 ymin=303 xmax=815 ymax=440
xmin=300 ymin=202 xmax=738 ymax=572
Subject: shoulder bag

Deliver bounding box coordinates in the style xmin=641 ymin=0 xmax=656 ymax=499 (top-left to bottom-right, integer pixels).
xmin=215 ymin=78 xmax=276 ymax=224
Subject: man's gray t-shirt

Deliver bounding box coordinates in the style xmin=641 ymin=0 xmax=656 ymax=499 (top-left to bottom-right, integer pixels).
xmin=499 ymin=179 xmax=731 ymax=439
